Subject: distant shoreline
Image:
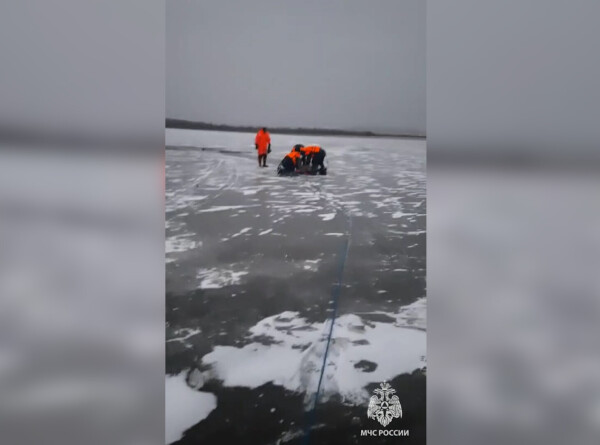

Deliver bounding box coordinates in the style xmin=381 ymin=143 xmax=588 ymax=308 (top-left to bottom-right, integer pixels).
xmin=166 ymin=119 xmax=425 ymax=139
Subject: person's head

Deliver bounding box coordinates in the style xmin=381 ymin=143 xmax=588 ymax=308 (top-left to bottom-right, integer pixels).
xmin=262 ymin=127 xmax=267 ymax=133
xmin=293 ymin=144 xmax=304 ymax=152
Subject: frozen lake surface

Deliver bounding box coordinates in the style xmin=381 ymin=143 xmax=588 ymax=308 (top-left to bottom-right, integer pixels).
xmin=166 ymin=129 xmax=426 ymax=444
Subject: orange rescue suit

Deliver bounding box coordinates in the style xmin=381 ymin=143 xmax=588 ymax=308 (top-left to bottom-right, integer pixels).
xmin=301 ymin=145 xmax=322 ymax=155
xmin=255 ymin=129 xmax=271 ymax=155
xmin=287 ymin=150 xmax=302 ymax=166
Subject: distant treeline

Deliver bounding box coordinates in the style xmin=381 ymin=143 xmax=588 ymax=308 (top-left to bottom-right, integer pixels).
xmin=166 ymin=119 xmax=424 ymax=139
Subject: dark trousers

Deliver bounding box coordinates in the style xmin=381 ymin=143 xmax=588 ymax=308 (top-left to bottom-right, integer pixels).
xmin=311 ymin=150 xmax=326 ymax=170
xmin=277 ymin=156 xmax=296 ymax=175
xmin=258 ymin=154 xmax=267 ymax=166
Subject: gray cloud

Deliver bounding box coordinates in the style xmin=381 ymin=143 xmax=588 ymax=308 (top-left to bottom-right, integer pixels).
xmin=167 ymin=0 xmax=425 ymax=135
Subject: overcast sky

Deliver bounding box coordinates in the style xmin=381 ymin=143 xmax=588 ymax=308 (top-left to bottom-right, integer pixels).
xmin=167 ymin=0 xmax=425 ymax=135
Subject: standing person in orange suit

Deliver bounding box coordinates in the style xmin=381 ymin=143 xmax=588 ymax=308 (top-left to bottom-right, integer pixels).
xmin=255 ymin=127 xmax=271 ymax=167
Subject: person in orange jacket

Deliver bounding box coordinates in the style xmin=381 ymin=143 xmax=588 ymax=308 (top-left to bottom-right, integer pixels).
xmin=294 ymin=144 xmax=327 ymax=174
xmin=276 ymin=148 xmax=303 ymax=176
xmin=255 ymin=127 xmax=271 ymax=167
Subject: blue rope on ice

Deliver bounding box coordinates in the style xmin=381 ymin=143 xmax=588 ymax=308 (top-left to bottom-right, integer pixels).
xmin=303 ymin=212 xmax=351 ymax=444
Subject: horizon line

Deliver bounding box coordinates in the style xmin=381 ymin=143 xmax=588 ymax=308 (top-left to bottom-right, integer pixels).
xmin=166 ymin=118 xmax=426 ymax=139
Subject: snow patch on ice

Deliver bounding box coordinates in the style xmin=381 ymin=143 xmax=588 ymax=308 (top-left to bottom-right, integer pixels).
xmin=396 ymin=298 xmax=427 ymax=331
xmin=168 ymin=328 xmax=202 ymax=343
xmin=165 ymin=374 xmax=216 ymax=444
xmin=181 ymin=195 xmax=209 ymax=202
xmin=201 ymin=303 xmax=426 ymax=405
xmin=319 ymin=213 xmax=336 ymax=221
xmin=196 ymin=205 xmax=260 ymax=213
xmin=166 ymin=235 xmax=200 ymax=261
xmin=242 ymin=187 xmax=265 ymax=195
xmin=302 ymin=259 xmax=322 ymax=271
xmin=231 ymin=227 xmax=252 ymax=238
xmin=197 ymin=268 xmax=248 ymax=289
